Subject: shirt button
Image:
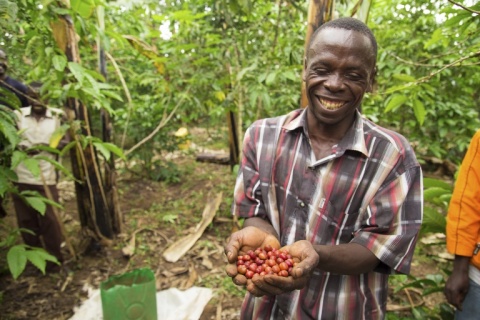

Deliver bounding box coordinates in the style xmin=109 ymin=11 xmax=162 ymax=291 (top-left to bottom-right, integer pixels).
xmin=299 ymin=202 xmax=305 ymax=207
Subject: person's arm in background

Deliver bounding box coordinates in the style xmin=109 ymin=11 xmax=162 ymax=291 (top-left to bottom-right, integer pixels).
xmin=17 ymin=80 xmax=29 ymax=108
xmin=56 ymin=112 xmax=70 ymax=150
xmin=445 ymin=130 xmax=480 ymax=310
xmin=38 ymin=110 xmax=70 ymax=152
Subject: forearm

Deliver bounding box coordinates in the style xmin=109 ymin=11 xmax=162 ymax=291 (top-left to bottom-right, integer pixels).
xmin=243 ymin=217 xmax=279 ymax=240
xmin=314 ymin=243 xmax=380 ymax=275
xmin=453 ymin=255 xmax=471 ymax=274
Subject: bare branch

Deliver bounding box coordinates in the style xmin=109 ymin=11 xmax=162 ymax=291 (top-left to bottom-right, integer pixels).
xmin=447 ymin=0 xmax=480 ymax=15
xmin=105 ymin=52 xmax=133 ymax=150
xmin=385 ymin=51 xmax=438 ymax=67
xmin=416 ymin=50 xmax=480 ymax=83
xmin=124 ymin=91 xmax=189 ymax=157
xmin=381 ymin=50 xmax=480 ymax=94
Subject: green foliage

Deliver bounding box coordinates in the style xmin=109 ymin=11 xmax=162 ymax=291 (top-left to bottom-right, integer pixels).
xmin=0 ymin=224 xmax=58 ymax=279
xmin=421 ymin=177 xmax=452 ymax=235
xmin=390 ymin=273 xmax=455 ymax=319
xmin=2 ymin=0 xmax=478 ymax=168
xmin=0 ymin=0 xmax=17 ymax=30
xmin=149 ymin=161 xmax=181 ymax=183
xmin=3 ymin=0 xmax=475 ymax=175
xmin=1 ymin=2 xmax=478 ymax=311
xmin=387 ymin=176 xmax=455 ymax=318
xmin=199 ymin=271 xmax=246 ymax=298
xmin=366 ymin=0 xmax=480 ymax=163
xmin=161 ymin=214 xmax=178 ymax=224
xmin=7 ymin=244 xmax=59 ymax=279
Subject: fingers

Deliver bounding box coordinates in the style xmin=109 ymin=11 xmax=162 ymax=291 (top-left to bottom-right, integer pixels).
xmin=225 ymin=263 xmax=238 ymax=277
xmin=451 ymin=294 xmax=464 ymax=311
xmin=291 ymin=252 xmax=319 ymax=278
xmin=224 ymin=233 xmax=242 ymax=263
xmin=247 ymin=282 xmax=272 ymax=297
xmin=233 ymin=274 xmax=248 ymax=286
xmin=285 ymin=241 xmax=319 ymax=279
xmin=444 ymin=275 xmax=469 ymax=311
xmin=248 ymin=273 xmax=309 ymax=297
xmin=444 ymin=287 xmax=465 ymax=310
xmin=248 ymin=275 xmax=288 ymax=297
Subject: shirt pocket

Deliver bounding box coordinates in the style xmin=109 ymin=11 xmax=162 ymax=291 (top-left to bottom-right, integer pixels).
xmin=280 ymin=207 xmax=308 ymax=246
xmin=313 ymin=199 xmax=359 ymax=244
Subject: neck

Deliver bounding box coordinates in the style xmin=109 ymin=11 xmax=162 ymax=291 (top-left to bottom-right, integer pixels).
xmin=307 ymin=115 xmax=355 ymax=144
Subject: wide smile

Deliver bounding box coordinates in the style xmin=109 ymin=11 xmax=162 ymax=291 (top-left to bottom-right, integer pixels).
xmin=319 ymin=98 xmax=346 ymax=111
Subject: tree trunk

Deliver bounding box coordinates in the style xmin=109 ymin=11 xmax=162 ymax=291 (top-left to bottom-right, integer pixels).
xmin=51 ymin=5 xmax=118 ymax=242
xmin=301 ymin=0 xmax=335 ymax=108
xmin=97 ymin=5 xmax=122 ymax=235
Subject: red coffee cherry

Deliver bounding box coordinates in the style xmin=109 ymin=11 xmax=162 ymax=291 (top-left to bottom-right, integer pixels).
xmin=236 ymin=246 xmax=294 ymax=278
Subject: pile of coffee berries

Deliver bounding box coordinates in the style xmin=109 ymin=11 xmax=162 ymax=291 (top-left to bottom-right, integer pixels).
xmin=236 ymin=244 xmax=295 ymax=279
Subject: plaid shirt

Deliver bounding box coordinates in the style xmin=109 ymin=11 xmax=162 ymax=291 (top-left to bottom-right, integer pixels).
xmin=233 ymin=108 xmax=423 ymax=320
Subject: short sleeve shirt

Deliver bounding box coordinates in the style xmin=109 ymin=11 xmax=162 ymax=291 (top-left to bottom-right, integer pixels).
xmin=233 ymin=108 xmax=423 ymax=319
xmin=14 ymin=106 xmax=64 ymax=185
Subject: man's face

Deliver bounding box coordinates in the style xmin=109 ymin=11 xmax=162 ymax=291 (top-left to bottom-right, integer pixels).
xmin=28 ymin=95 xmax=47 ymax=115
xmin=32 ymin=103 xmax=47 ymax=115
xmin=303 ymin=28 xmax=376 ymax=125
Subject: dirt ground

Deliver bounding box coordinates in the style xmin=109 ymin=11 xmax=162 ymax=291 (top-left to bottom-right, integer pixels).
xmin=0 ymin=151 xmax=245 ymax=320
xmin=0 ymin=148 xmax=450 ymax=319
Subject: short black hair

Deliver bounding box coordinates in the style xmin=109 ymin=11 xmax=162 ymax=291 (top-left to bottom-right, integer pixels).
xmin=310 ymin=17 xmax=377 ymax=60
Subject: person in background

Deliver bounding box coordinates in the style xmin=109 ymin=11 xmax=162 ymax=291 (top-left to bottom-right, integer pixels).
xmin=12 ymin=83 xmax=69 ymax=273
xmin=444 ymin=130 xmax=480 ymax=319
xmin=224 ymin=17 xmax=423 ymax=319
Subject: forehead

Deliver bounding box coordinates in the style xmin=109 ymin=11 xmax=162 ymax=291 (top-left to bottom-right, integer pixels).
xmin=307 ymin=28 xmax=375 ymax=64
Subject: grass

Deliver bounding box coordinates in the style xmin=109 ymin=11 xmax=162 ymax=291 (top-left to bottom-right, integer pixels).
xmin=199 ymin=272 xmax=246 ymax=298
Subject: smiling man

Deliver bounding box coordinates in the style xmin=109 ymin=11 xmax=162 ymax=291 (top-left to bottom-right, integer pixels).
xmin=225 ymin=17 xmax=423 ymax=319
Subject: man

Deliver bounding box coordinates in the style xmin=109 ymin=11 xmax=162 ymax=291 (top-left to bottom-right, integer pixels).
xmin=0 ymin=49 xmax=29 ymax=109
xmin=225 ymin=17 xmax=423 ymax=319
xmin=444 ymin=130 xmax=480 ymax=319
xmin=12 ymin=83 xmax=68 ymax=273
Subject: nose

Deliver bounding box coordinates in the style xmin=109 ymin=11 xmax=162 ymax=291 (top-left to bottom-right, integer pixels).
xmin=324 ymin=74 xmax=344 ymax=92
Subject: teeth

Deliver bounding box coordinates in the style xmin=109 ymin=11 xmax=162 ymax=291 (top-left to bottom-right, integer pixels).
xmin=320 ymin=99 xmax=344 ymax=110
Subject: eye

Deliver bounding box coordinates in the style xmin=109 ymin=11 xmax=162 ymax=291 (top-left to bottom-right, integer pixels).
xmin=314 ymin=68 xmax=329 ymax=75
xmin=346 ymin=73 xmax=364 ymax=81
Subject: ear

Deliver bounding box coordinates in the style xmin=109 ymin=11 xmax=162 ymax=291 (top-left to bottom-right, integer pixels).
xmin=302 ymin=56 xmax=307 ymax=82
xmin=367 ymin=66 xmax=377 ymax=93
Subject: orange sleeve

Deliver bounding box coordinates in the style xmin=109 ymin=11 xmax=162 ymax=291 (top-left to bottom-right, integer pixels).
xmin=446 ymin=130 xmax=480 ymax=257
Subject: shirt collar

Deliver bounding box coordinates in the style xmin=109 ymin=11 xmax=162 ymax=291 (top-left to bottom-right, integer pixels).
xmin=283 ymin=108 xmax=307 ymax=132
xmin=25 ymin=106 xmax=54 ymax=119
xmin=283 ymin=108 xmax=369 ymax=157
xmin=338 ymin=110 xmax=369 ymax=157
